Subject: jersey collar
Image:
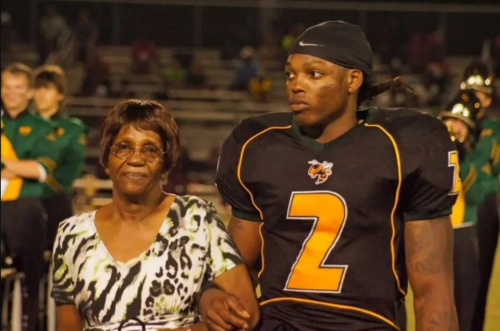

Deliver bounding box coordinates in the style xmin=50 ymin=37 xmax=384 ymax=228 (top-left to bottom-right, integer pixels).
xmin=290 ymin=107 xmax=377 ymax=153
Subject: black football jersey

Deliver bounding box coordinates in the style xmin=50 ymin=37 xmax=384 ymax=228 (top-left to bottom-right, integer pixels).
xmin=215 ymin=107 xmax=458 ymax=331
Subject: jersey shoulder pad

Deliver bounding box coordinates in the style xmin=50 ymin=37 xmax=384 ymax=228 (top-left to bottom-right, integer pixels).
xmin=250 ymin=111 xmax=292 ymax=128
xmin=369 ymin=107 xmax=446 ymax=142
xmin=231 ymin=112 xmax=291 ymax=144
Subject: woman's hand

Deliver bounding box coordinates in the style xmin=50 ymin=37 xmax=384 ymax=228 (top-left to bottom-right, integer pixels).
xmin=199 ymin=288 xmax=251 ymax=331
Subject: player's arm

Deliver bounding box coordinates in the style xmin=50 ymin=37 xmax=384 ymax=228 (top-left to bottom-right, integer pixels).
xmin=215 ymin=123 xmax=264 ymax=283
xmin=2 ymin=125 xmax=59 ymax=181
xmin=400 ymin=116 xmax=459 ymax=331
xmin=228 ymin=216 xmax=262 ymax=285
xmin=405 ymin=217 xmax=456 ymax=331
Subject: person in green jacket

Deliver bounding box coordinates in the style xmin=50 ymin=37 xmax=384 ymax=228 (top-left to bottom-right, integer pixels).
xmin=1 ymin=62 xmax=60 ymax=331
xmin=439 ymin=90 xmax=494 ymax=331
xmin=33 ymin=65 xmax=87 ymax=249
xmin=459 ymin=60 xmax=500 ymax=331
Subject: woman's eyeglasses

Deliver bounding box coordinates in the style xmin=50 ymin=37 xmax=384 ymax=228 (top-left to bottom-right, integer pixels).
xmin=111 ymin=144 xmax=166 ymax=162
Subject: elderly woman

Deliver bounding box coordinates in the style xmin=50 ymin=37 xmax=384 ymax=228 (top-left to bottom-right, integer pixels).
xmin=50 ymin=100 xmax=259 ymax=331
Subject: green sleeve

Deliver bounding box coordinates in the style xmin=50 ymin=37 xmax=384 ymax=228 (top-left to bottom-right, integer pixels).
xmin=29 ymin=124 xmax=60 ymax=178
xmin=64 ymin=127 xmax=87 ymax=183
xmin=479 ymin=121 xmax=500 ymax=176
xmin=490 ymin=139 xmax=500 ymax=176
xmin=465 ymin=135 xmax=496 ymax=175
xmin=461 ymin=161 xmax=495 ymax=206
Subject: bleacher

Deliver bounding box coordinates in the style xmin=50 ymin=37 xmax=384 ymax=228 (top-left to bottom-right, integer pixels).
xmin=2 ymin=44 xmax=486 ymax=207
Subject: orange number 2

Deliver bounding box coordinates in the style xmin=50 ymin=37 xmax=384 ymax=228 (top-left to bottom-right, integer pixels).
xmin=448 ymin=151 xmax=461 ymax=196
xmin=285 ymin=191 xmax=348 ymax=293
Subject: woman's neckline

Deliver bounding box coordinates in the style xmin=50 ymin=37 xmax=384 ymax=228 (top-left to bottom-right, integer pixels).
xmin=91 ymin=194 xmax=179 ymax=267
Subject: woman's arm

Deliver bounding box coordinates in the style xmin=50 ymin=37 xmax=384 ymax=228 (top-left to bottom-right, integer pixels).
xmin=57 ymin=305 xmax=84 ymax=331
xmin=198 ymin=202 xmax=260 ymax=331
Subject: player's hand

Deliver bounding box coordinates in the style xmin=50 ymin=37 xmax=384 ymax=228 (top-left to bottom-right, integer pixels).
xmin=199 ymin=288 xmax=251 ymax=331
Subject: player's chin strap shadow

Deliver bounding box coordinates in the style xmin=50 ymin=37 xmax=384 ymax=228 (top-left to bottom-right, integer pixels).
xmin=118 ymin=317 xmax=146 ymax=331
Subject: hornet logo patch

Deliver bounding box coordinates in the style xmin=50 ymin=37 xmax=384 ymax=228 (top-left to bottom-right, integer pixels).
xmin=307 ymin=160 xmax=333 ymax=185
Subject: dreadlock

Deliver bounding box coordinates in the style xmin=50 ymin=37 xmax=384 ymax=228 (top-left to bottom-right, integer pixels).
xmin=358 ymin=76 xmax=417 ymax=106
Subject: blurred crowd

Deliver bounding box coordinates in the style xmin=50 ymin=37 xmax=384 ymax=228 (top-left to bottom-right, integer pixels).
xmin=3 ymin=5 xmax=498 ymax=108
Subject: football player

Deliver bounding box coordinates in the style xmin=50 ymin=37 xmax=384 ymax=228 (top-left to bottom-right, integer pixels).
xmin=205 ymin=21 xmax=459 ymax=331
xmin=459 ymin=61 xmax=500 ymax=331
xmin=439 ymin=90 xmax=495 ymax=331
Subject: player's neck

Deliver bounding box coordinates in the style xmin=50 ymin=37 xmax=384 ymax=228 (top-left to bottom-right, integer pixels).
xmin=306 ymin=107 xmax=358 ymax=144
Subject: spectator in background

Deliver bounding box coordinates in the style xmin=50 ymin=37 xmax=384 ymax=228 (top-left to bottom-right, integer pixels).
xmin=163 ymin=57 xmax=186 ymax=89
xmin=1 ymin=63 xmax=60 ymax=331
xmin=259 ymin=33 xmax=279 ymax=61
xmin=153 ymin=79 xmax=170 ymax=101
xmin=38 ymin=4 xmax=68 ymax=64
xmin=231 ymin=46 xmax=259 ymax=91
xmin=80 ymin=52 xmax=110 ymax=97
xmin=75 ymin=9 xmax=99 ymax=65
xmin=422 ymin=55 xmax=451 ymax=107
xmin=249 ymin=69 xmax=272 ymax=103
xmin=281 ymin=23 xmax=305 ymax=58
xmin=33 ymin=65 xmax=87 ymax=250
xmin=1 ymin=12 xmax=20 ymax=52
xmin=112 ymin=79 xmax=136 ymax=99
xmin=407 ymin=29 xmax=439 ymax=74
xmin=494 ymin=35 xmax=500 ymax=78
xmin=131 ymin=40 xmax=158 ymax=74
xmin=162 ymin=145 xmax=192 ymax=196
xmin=186 ymin=58 xmax=207 ymax=89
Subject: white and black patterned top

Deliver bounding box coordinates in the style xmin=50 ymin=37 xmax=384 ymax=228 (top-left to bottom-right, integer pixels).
xmin=51 ymin=195 xmax=242 ymax=331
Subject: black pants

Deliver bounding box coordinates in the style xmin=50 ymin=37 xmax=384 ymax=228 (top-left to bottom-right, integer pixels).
xmin=1 ymin=198 xmax=46 ymax=331
xmin=453 ymin=225 xmax=480 ymax=331
xmin=472 ymin=192 xmax=499 ymax=331
xmin=41 ymin=193 xmax=73 ymax=250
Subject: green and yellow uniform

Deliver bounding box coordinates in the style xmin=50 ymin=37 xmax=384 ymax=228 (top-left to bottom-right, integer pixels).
xmin=1 ymin=110 xmax=59 ymax=201
xmin=474 ymin=117 xmax=500 ymax=181
xmin=37 ymin=112 xmax=87 ymax=248
xmin=459 ymin=59 xmax=500 ymax=331
xmin=439 ymin=89 xmax=487 ymax=331
xmin=40 ymin=113 xmax=87 ymax=196
xmin=451 ymin=159 xmax=497 ymax=228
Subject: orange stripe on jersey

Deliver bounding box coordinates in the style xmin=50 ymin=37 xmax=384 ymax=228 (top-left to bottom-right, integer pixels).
xmin=236 ymin=125 xmax=292 ymax=220
xmin=258 ymin=223 xmax=265 ymax=278
xmin=364 ymin=124 xmax=406 ymax=296
xmin=260 ymin=297 xmax=400 ymax=330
